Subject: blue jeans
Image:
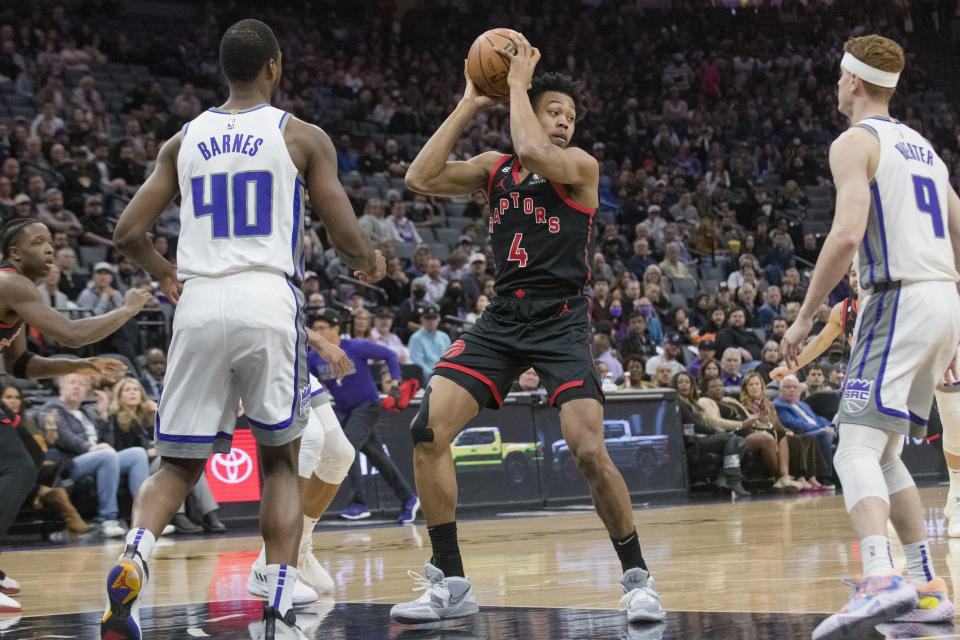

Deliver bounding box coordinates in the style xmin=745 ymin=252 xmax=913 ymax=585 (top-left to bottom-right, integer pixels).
xmin=70 ymin=446 xmax=149 ymax=520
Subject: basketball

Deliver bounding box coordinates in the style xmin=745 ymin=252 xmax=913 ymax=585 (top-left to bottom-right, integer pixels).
xmin=466 ymin=28 xmax=520 ymax=98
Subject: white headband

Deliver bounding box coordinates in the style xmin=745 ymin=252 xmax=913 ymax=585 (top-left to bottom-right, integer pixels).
xmin=840 ymin=52 xmax=900 ymax=88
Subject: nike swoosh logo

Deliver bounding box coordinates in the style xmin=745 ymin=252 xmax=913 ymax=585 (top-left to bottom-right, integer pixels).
xmin=448 ymin=588 xmax=468 ymax=606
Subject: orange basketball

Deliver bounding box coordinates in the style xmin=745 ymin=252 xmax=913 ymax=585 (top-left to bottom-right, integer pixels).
xmin=466 ymin=28 xmax=520 ymax=98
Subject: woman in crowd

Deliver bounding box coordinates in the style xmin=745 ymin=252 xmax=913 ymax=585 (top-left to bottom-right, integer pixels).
xmin=439 ymin=281 xmax=468 ymax=321
xmin=2 ymin=385 xmax=38 ymax=436
xmin=699 ymin=359 xmax=722 ymax=382
xmin=739 ymin=372 xmax=825 ymax=490
xmin=698 ymin=375 xmax=802 ymax=491
xmin=755 ymin=341 xmax=781 ymax=383
xmin=643 ymin=264 xmax=672 ymax=297
xmin=350 ymin=308 xmax=372 ymax=339
xmin=105 ymin=378 xmax=226 ymax=534
xmin=620 ymin=357 xmax=647 ymax=390
xmin=673 ymin=372 xmax=749 ymax=497
xmin=669 ymin=307 xmax=698 ymax=347
xmin=464 ymin=294 xmax=489 ymax=325
xmin=691 ymin=295 xmax=713 ymax=332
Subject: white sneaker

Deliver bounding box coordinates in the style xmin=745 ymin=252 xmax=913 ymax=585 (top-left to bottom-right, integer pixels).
xmin=389 ymin=563 xmax=479 ymax=624
xmin=620 ymin=568 xmax=666 ymax=622
xmin=247 ymin=554 xmax=318 ymax=605
xmin=0 ymin=570 xmax=20 ymax=595
xmin=159 ymin=524 xmax=176 ymax=537
xmin=247 ymin=604 xmax=307 ymax=640
xmin=101 ymin=545 xmax=148 ymax=639
xmin=0 ymin=591 xmax=21 ymax=613
xmin=102 ymin=520 xmax=126 ymax=538
xmin=298 ymin=551 xmax=334 ymax=595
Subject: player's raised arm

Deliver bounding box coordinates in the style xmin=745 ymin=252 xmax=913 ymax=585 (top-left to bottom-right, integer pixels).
xmin=405 ymin=63 xmax=504 ymax=197
xmin=286 ymin=120 xmax=383 ymax=282
xmin=502 ymin=35 xmax=598 ymax=199
xmin=114 ymin=134 xmax=183 ymax=302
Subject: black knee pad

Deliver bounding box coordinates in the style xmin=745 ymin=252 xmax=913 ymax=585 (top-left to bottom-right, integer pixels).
xmin=410 ymin=386 xmax=435 ymax=445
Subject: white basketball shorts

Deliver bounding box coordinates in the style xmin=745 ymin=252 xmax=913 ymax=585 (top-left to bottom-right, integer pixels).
xmin=155 ymin=271 xmax=309 ymax=458
xmin=838 ymin=280 xmax=960 ymax=437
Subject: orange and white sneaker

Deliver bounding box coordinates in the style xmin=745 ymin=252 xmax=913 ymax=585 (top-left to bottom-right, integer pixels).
xmin=0 ymin=591 xmax=20 ymax=613
xmin=813 ymin=572 xmax=917 ymax=640
xmin=892 ymin=578 xmax=954 ymax=623
xmin=0 ymin=570 xmax=19 ymax=595
xmin=101 ymin=544 xmax=148 ymax=639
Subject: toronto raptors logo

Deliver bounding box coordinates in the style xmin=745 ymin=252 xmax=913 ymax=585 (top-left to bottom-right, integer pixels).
xmin=210 ymin=449 xmax=253 ymax=484
xmin=443 ymin=339 xmax=466 ymax=360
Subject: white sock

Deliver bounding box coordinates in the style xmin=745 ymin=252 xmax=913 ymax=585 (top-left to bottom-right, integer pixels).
xmin=903 ymin=541 xmax=936 ymax=586
xmin=263 ymin=563 xmax=299 ymax=616
xmin=300 ymin=515 xmax=320 ymax=554
xmin=256 ymin=545 xmax=266 ymax=567
xmin=123 ymin=528 xmax=156 ymax=565
xmin=861 ymin=535 xmax=894 ymax=577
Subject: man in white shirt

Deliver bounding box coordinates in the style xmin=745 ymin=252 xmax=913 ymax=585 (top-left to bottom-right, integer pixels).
xmin=413 ymin=258 xmax=448 ymax=304
xmin=387 ymin=200 xmax=422 ymax=244
xmin=644 ymin=333 xmax=685 ymax=377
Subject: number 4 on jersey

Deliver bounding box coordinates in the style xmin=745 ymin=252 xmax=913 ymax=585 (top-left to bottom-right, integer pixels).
xmin=508 ymin=233 xmax=528 ymax=268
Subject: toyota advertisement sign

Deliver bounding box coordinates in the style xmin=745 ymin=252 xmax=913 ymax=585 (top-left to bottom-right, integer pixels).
xmin=205 ymin=429 xmax=261 ymax=503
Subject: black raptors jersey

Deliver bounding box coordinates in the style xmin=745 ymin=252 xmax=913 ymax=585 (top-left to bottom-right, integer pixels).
xmin=839 ymin=297 xmax=858 ymax=342
xmin=486 ymin=154 xmax=594 ymax=297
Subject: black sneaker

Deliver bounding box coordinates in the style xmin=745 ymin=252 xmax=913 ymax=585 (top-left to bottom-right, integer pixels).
xmin=172 ymin=513 xmax=202 ymax=535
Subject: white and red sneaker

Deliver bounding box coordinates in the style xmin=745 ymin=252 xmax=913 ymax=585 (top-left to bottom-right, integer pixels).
xmin=0 ymin=570 xmax=19 ymax=595
xmin=0 ymin=591 xmax=20 ymax=613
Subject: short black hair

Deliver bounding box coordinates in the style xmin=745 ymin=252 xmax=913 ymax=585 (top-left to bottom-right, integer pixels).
xmin=1 ymin=218 xmax=39 ymax=258
xmin=219 ymin=19 xmax=280 ymax=83
xmin=528 ymin=72 xmax=587 ymax=120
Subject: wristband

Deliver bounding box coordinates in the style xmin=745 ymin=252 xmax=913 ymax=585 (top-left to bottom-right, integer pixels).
xmin=12 ymin=350 xmax=36 ymax=379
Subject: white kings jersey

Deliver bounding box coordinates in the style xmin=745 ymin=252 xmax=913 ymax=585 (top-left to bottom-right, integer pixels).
xmin=853 ymin=116 xmax=959 ymax=287
xmin=176 ymin=105 xmax=304 ymax=281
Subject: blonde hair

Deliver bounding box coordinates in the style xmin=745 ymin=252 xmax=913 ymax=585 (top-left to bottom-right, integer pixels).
xmin=843 ymin=35 xmax=905 ymax=100
xmin=109 ymin=378 xmax=154 ymax=433
xmin=352 ymin=308 xmax=372 ymax=338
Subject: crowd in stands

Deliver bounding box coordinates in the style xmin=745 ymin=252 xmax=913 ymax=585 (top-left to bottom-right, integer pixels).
xmin=1 ymin=0 xmax=958 ymax=522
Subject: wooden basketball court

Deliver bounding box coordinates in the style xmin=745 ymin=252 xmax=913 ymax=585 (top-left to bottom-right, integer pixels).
xmin=2 ymin=487 xmax=958 ymax=638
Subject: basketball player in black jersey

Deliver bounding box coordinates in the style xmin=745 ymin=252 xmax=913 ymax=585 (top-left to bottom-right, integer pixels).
xmin=391 ymin=35 xmax=664 ymax=625
xmin=771 ymin=265 xmax=860 ymax=381
xmin=0 ymin=219 xmax=149 ymax=613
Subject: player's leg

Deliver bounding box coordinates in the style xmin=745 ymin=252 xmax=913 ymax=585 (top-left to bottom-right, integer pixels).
xmin=294 ymin=401 xmax=354 ymax=595
xmin=0 ymin=420 xmax=36 ymax=613
xmin=936 ymin=374 xmax=960 ymax=535
xmin=813 ymin=423 xmax=919 ymax=640
xmin=389 ymin=376 xmax=482 ymax=624
xmin=556 ymin=396 xmax=665 ymax=622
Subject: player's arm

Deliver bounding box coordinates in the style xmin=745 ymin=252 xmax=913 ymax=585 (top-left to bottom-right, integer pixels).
xmin=770 ymin=302 xmax=843 ymax=380
xmin=405 ymin=62 xmax=505 ymax=197
xmin=114 ymin=135 xmax=182 ymax=302
xmin=287 ymin=120 xmax=382 ymax=282
xmin=305 ymin=328 xmax=350 ymax=380
xmin=782 ymin=128 xmax=874 ymax=368
xmin=5 ymin=278 xmax=148 ymax=351
xmin=503 ymin=36 xmax=599 ymax=200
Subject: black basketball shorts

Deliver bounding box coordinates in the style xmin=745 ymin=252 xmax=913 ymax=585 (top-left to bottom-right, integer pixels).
xmin=432 ymin=294 xmax=603 ymax=410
